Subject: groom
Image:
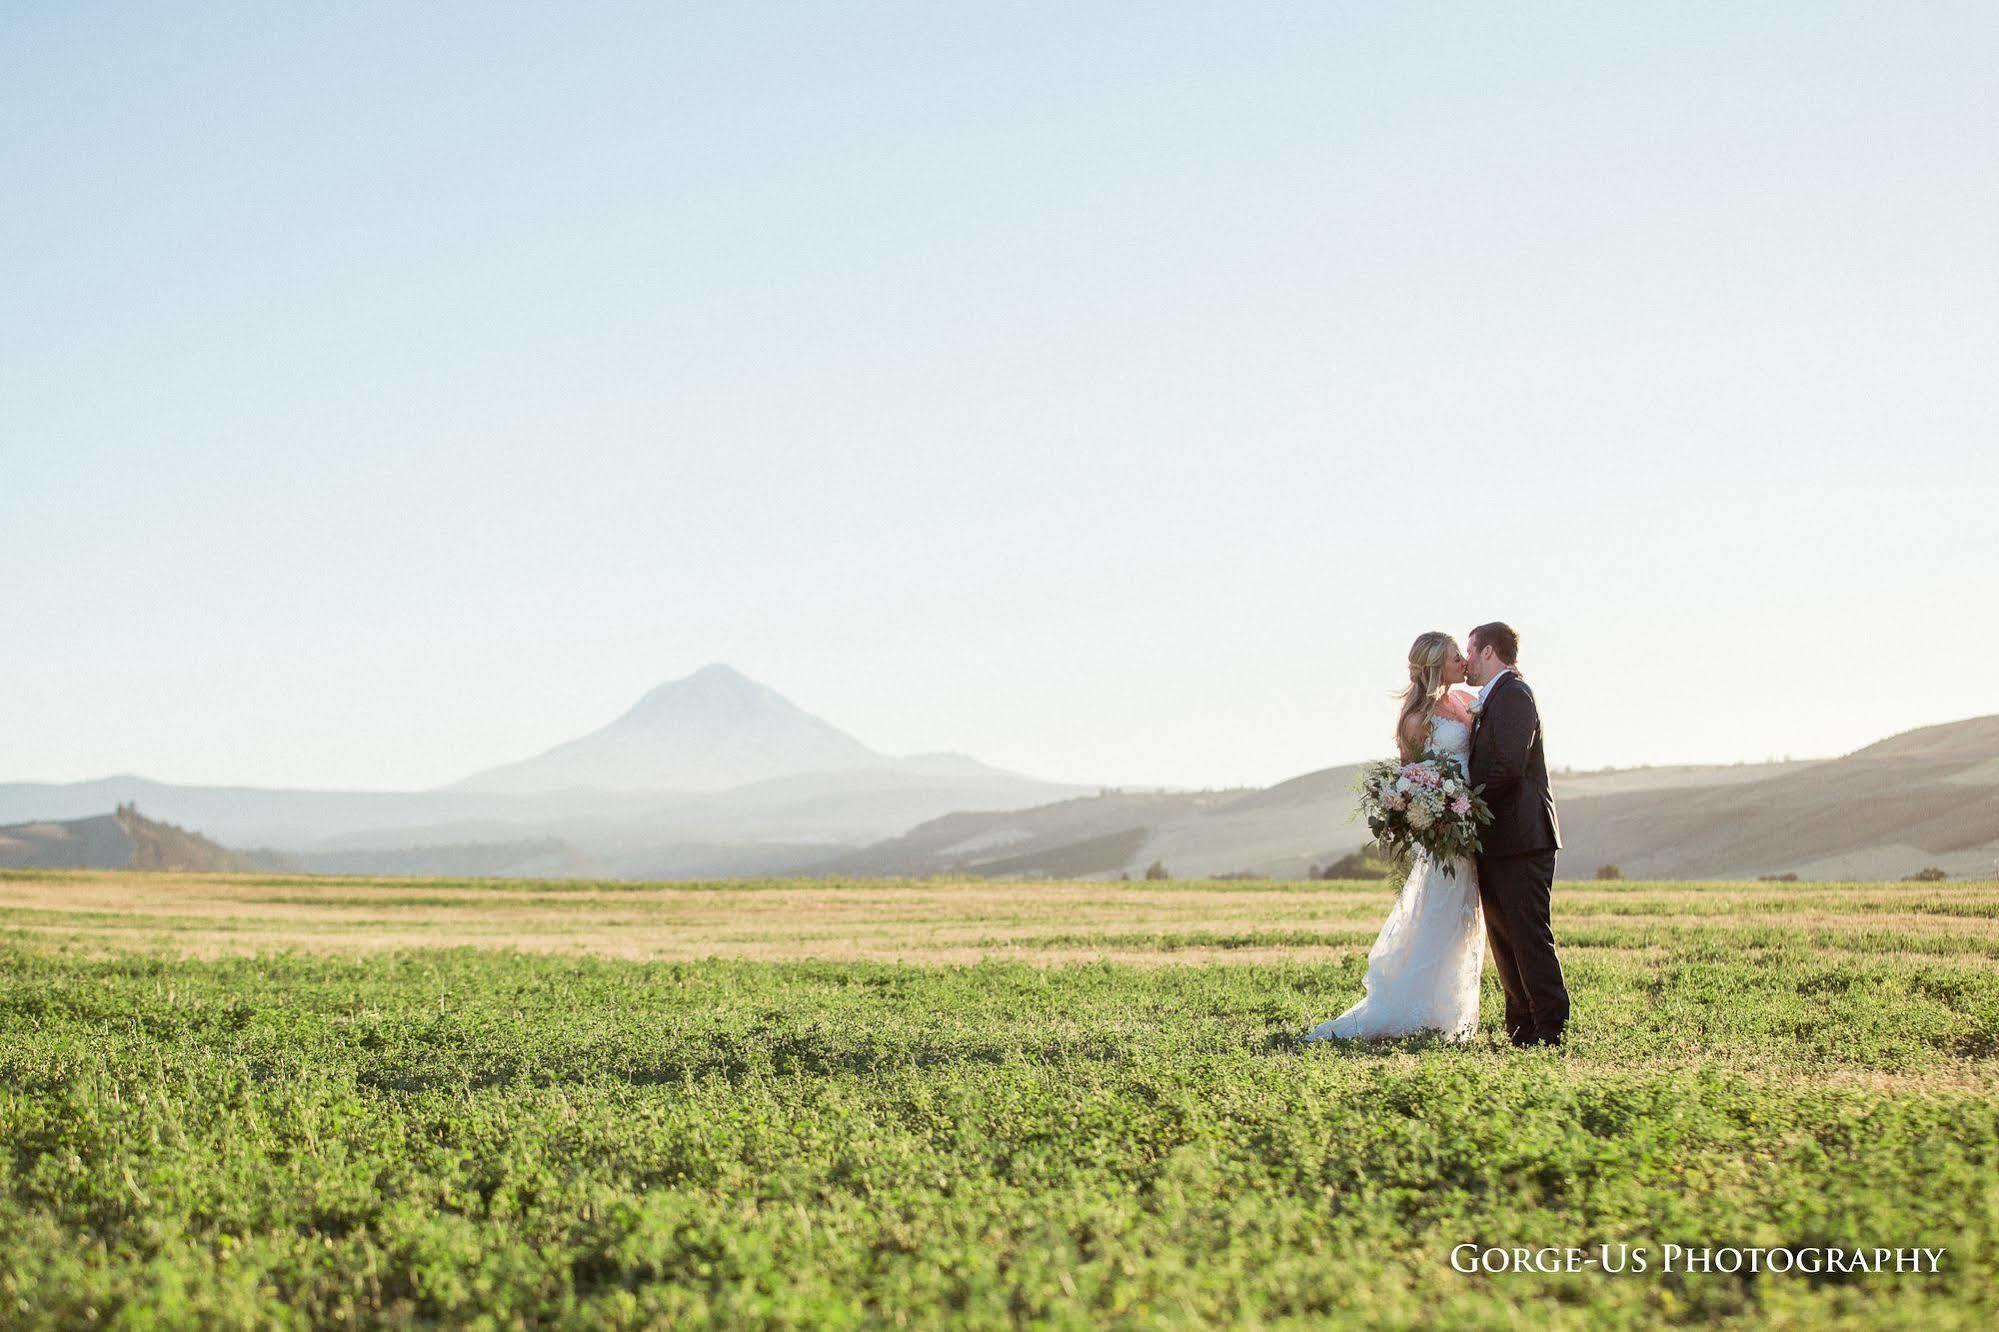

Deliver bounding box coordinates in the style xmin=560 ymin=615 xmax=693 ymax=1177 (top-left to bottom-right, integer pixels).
xmin=1465 ymin=622 xmax=1569 ymax=1047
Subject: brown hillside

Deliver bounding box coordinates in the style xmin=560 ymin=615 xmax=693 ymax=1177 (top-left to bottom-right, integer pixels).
xmin=0 ymin=805 xmax=264 ymax=872
xmin=1555 ymin=715 xmax=1999 ymax=879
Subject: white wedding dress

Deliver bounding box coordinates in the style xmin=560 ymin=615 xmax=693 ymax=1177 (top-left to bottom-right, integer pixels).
xmin=1305 ymin=710 xmax=1484 ymax=1043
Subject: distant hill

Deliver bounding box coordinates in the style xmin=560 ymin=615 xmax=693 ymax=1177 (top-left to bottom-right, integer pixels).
xmin=283 ymin=836 xmax=595 ymax=878
xmin=814 ymin=789 xmax=1242 ymax=878
xmin=0 ymin=769 xmax=1089 ymax=880
xmin=0 ymin=776 xmax=678 ymax=850
xmin=0 ymin=665 xmax=1085 ymax=875
xmin=809 ymin=776 xmax=1367 ymax=880
xmin=815 ymin=715 xmax=1999 ymax=882
xmin=0 ymin=804 xmax=266 ymax=872
xmin=1554 ymin=714 xmax=1999 ymax=880
xmin=8 ymin=695 xmax=1992 ymax=883
xmin=450 ymin=663 xmax=1011 ymax=794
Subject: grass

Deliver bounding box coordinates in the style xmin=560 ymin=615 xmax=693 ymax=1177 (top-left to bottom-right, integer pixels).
xmin=2 ymin=871 xmax=1996 ymax=1327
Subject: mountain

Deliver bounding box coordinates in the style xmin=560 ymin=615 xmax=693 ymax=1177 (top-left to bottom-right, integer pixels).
xmin=449 ymin=664 xmax=1002 ymax=794
xmin=0 ymin=804 xmax=268 ymax=872
xmin=816 ymin=715 xmax=1999 ymax=882
xmin=0 ymin=666 xmax=1086 ymax=877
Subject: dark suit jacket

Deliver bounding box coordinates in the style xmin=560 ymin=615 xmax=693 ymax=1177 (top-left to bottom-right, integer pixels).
xmin=1468 ymin=671 xmax=1561 ymax=858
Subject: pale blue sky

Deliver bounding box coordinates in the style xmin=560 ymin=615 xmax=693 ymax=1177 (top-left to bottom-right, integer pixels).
xmin=5 ymin=2 xmax=1995 ymax=792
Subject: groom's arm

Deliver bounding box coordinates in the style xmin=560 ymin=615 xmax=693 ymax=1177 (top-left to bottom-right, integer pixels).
xmin=1470 ymin=685 xmax=1537 ymax=798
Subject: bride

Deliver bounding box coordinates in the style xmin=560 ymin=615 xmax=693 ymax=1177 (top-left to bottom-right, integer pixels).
xmin=1305 ymin=631 xmax=1485 ymax=1043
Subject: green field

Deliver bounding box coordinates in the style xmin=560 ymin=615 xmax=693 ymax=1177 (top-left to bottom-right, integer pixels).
xmin=3 ymin=871 xmax=1997 ymax=1328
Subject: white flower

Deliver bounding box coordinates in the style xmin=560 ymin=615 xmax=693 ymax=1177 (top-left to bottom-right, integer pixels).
xmin=1395 ymin=777 xmax=1414 ymax=794
xmin=1407 ymin=803 xmax=1435 ymax=830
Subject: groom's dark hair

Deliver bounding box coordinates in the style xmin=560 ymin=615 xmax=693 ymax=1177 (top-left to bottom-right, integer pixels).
xmin=1469 ymin=622 xmax=1519 ymax=665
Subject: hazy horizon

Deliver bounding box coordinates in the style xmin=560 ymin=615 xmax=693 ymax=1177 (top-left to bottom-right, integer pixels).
xmin=0 ymin=659 xmax=1980 ymax=797
xmin=6 ymin=4 xmax=1995 ymax=792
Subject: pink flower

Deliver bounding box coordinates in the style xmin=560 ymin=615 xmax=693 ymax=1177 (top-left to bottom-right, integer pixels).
xmin=1451 ymin=795 xmax=1471 ymax=816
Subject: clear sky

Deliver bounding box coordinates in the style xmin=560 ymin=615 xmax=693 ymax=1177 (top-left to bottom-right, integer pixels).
xmin=5 ymin=2 xmax=1995 ymax=793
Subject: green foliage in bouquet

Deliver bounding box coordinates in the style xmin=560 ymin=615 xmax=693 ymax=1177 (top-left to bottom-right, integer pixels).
xmin=1355 ymin=749 xmax=1493 ymax=877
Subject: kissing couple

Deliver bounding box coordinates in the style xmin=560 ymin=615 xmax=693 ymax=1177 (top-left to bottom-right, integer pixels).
xmin=1305 ymin=622 xmax=1569 ymax=1047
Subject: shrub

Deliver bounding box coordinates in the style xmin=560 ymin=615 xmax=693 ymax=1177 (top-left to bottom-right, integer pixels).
xmin=1905 ymin=866 xmax=1949 ymax=882
xmin=1143 ymin=860 xmax=1170 ymax=881
xmin=1595 ymin=864 xmax=1624 ymax=881
xmin=1758 ymin=873 xmax=1800 ymax=882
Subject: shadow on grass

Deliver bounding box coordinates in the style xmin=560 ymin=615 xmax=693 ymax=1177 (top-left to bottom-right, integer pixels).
xmin=1261 ymin=1026 xmax=1526 ymax=1057
xmin=357 ymin=1026 xmax=1551 ymax=1094
xmin=356 ymin=1036 xmax=1127 ymax=1093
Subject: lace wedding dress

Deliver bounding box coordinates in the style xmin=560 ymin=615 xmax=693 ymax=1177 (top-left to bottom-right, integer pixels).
xmin=1305 ymin=710 xmax=1484 ymax=1043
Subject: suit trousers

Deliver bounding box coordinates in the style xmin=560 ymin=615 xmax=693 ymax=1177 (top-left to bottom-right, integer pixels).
xmin=1476 ymin=849 xmax=1569 ymax=1045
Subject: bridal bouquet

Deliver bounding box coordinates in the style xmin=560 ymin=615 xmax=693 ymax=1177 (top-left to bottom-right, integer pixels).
xmin=1356 ymin=750 xmax=1492 ymax=875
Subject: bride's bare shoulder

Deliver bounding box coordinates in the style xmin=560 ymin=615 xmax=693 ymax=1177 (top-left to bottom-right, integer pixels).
xmin=1432 ymin=690 xmax=1475 ymax=724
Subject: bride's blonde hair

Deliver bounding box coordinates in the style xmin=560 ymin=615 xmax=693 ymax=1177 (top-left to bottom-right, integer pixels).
xmin=1396 ymin=631 xmax=1455 ymax=760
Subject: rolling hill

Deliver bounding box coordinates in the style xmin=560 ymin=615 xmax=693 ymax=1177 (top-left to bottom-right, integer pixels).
xmin=0 ymin=804 xmax=268 ymax=872
xmin=814 ymin=716 xmax=1999 ymax=882
xmin=1552 ymin=714 xmax=1999 ymax=880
